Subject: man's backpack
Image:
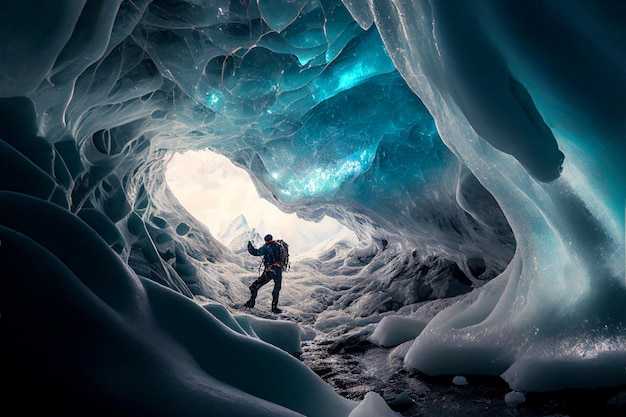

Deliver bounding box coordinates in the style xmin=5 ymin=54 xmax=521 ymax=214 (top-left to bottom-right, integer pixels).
xmin=274 ymin=239 xmax=290 ymax=271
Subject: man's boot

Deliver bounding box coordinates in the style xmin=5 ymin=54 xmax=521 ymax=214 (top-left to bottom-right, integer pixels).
xmin=271 ymin=299 xmax=282 ymax=314
xmin=244 ymin=286 xmax=257 ymax=308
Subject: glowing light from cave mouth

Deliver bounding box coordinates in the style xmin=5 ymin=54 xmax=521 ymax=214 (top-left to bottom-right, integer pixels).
xmin=165 ymin=150 xmax=357 ymax=254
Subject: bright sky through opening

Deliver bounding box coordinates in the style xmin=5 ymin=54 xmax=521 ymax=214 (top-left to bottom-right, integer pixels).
xmin=165 ymin=150 xmax=357 ymax=255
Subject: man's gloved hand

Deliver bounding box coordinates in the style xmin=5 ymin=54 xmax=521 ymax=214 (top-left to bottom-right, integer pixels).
xmin=247 ymin=241 xmax=253 ymax=247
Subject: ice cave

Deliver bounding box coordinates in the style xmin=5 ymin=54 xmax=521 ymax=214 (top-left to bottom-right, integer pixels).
xmin=1 ymin=1 xmax=624 ymax=416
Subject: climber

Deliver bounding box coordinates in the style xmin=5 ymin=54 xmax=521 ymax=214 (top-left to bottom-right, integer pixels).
xmin=244 ymin=234 xmax=284 ymax=313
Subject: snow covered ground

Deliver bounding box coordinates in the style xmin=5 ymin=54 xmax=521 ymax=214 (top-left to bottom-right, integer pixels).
xmin=196 ymin=234 xmax=626 ymax=417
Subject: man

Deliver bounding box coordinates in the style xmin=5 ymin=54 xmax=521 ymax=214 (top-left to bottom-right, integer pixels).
xmin=244 ymin=234 xmax=283 ymax=313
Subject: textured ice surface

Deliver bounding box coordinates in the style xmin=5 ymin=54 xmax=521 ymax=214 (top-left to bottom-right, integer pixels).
xmin=1 ymin=1 xmax=625 ymax=416
xmin=354 ymin=0 xmax=625 ymax=391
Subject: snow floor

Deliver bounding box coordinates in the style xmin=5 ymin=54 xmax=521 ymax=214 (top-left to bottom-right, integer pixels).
xmin=221 ymin=247 xmax=626 ymax=417
xmin=300 ymin=334 xmax=626 ymax=417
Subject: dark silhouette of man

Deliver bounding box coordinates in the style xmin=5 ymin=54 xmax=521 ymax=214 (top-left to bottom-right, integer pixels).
xmin=244 ymin=234 xmax=283 ymax=313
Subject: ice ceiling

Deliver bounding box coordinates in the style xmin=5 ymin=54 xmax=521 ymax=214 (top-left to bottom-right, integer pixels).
xmin=1 ymin=0 xmax=625 ymax=408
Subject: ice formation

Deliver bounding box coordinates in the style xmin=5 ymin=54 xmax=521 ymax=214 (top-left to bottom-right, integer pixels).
xmin=1 ymin=1 xmax=624 ymax=416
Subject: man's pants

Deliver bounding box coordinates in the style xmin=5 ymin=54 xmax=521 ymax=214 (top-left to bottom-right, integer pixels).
xmin=249 ymin=267 xmax=282 ymax=306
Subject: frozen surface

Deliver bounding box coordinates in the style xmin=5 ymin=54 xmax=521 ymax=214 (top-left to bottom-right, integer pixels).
xmin=369 ymin=315 xmax=428 ymax=348
xmin=1 ymin=1 xmax=624 ymax=416
xmin=356 ymin=0 xmax=625 ymax=391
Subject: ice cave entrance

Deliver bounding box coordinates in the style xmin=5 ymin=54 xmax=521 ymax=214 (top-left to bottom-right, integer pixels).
xmin=166 ymin=150 xmax=357 ymax=255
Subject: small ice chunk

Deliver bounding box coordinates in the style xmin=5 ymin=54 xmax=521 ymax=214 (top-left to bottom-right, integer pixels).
xmin=348 ymin=392 xmax=400 ymax=417
xmin=504 ymin=391 xmax=526 ymax=406
xmin=452 ymin=375 xmax=468 ymax=385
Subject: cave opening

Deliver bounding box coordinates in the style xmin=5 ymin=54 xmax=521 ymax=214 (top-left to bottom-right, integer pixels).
xmin=165 ymin=149 xmax=358 ymax=255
